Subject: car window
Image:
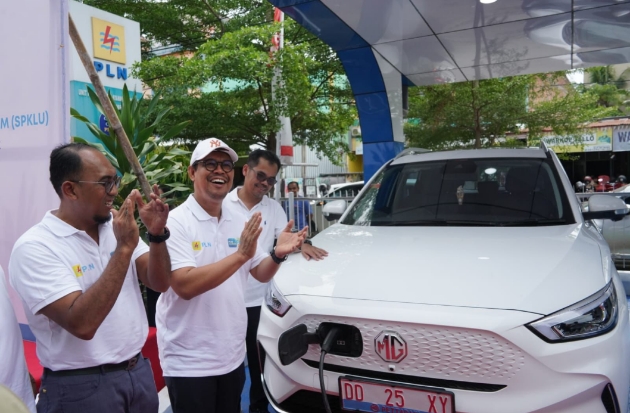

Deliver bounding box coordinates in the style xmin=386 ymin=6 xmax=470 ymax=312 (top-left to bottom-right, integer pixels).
xmin=330 ymin=184 xmax=363 ymax=198
xmin=342 ymin=158 xmax=575 ymax=226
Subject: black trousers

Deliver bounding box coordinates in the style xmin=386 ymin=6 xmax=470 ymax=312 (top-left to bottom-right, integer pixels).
xmin=246 ymin=305 xmax=269 ymax=411
xmin=164 ymin=363 xmax=245 ymax=413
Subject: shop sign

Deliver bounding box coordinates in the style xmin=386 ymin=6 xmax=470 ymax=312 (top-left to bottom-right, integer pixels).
xmin=613 ymin=127 xmax=630 ymax=152
xmin=542 ymin=128 xmax=613 ymax=153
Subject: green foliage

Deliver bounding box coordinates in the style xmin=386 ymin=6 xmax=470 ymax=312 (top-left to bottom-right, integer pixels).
xmin=583 ymin=66 xmax=630 ymax=113
xmin=84 ymin=0 xmax=356 ymax=164
xmin=71 ymin=84 xmax=193 ymax=206
xmin=405 ymin=73 xmax=614 ymax=150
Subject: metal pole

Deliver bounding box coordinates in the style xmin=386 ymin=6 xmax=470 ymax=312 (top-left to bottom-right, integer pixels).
xmin=68 ymin=14 xmax=152 ymax=199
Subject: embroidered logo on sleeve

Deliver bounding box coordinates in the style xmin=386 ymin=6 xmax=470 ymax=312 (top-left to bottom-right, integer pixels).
xmin=227 ymin=238 xmax=240 ymax=248
xmin=72 ymin=264 xmax=95 ymax=278
xmin=72 ymin=265 xmax=83 ymax=278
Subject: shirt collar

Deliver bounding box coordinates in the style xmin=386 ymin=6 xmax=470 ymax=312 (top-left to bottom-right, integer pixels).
xmin=228 ymin=187 xmax=269 ymax=210
xmin=186 ymin=194 xmax=232 ymax=222
xmin=42 ymin=210 xmax=112 ymax=237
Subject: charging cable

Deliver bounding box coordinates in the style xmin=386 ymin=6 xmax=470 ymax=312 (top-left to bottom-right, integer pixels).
xmin=319 ymin=327 xmax=341 ymax=413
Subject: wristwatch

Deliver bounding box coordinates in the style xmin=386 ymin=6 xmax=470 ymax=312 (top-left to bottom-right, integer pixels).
xmin=303 ymin=239 xmax=312 ymax=246
xmin=147 ymin=227 xmax=170 ymax=243
xmin=270 ymin=247 xmax=288 ymax=264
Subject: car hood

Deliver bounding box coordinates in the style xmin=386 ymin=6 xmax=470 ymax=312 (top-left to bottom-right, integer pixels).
xmin=275 ymin=224 xmax=611 ymax=315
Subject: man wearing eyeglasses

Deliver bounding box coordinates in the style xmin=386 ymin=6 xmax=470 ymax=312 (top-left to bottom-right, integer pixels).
xmin=156 ymin=139 xmax=306 ymax=413
xmin=8 ymin=143 xmax=171 ymax=413
xmin=224 ymin=149 xmax=328 ymax=413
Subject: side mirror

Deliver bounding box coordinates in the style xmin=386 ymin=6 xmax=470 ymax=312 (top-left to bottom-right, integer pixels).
xmin=583 ymin=195 xmax=629 ymax=222
xmin=322 ymin=200 xmax=347 ymax=221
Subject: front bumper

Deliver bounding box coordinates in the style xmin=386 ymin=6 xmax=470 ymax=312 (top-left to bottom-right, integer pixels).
xmin=258 ymin=287 xmax=630 ymax=413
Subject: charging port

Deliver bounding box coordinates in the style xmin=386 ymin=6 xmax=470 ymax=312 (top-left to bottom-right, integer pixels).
xmin=317 ymin=322 xmax=363 ymax=358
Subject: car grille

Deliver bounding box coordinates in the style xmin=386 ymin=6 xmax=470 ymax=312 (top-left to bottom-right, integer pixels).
xmin=299 ymin=315 xmax=525 ymax=383
xmin=301 ymin=359 xmax=506 ymax=392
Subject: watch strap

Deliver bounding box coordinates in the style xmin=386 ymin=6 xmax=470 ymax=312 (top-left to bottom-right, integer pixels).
xmin=270 ymin=247 xmax=288 ymax=264
xmin=147 ymin=227 xmax=170 ymax=243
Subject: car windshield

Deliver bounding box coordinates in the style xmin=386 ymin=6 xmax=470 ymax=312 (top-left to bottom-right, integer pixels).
xmin=342 ymin=157 xmax=575 ymax=227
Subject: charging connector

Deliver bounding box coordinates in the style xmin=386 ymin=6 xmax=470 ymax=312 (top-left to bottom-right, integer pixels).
xmin=319 ymin=327 xmax=342 ymax=413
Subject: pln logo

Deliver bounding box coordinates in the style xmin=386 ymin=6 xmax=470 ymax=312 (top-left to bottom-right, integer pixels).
xmin=92 ymin=17 xmax=126 ymax=64
xmin=192 ymin=241 xmax=211 ymax=251
xmin=72 ymin=263 xmax=96 ymax=278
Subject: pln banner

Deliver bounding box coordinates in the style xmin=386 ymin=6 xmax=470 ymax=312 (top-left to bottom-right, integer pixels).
xmin=0 ymin=0 xmax=70 ymax=321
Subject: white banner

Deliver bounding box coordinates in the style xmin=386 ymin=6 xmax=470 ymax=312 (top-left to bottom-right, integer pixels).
xmin=0 ymin=0 xmax=70 ymax=322
xmin=613 ymin=127 xmax=630 ymax=152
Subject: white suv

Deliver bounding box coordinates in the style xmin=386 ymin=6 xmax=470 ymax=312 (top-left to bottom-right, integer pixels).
xmin=258 ymin=146 xmax=630 ymax=413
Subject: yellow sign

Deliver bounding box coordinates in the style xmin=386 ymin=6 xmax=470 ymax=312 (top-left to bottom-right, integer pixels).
xmin=72 ymin=265 xmax=83 ymax=278
xmin=92 ymin=17 xmax=126 ymax=64
xmin=540 ymin=128 xmax=613 ymax=153
xmin=192 ymin=241 xmax=202 ymax=251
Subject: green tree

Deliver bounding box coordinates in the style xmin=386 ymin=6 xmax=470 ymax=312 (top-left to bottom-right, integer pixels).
xmin=584 ymin=65 xmax=630 ymax=112
xmin=71 ymin=85 xmax=193 ymax=206
xmin=84 ymin=0 xmax=356 ymax=163
xmin=405 ymin=73 xmax=614 ymax=150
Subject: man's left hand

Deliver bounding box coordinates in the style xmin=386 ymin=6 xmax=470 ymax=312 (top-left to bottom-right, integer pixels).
xmin=132 ymin=185 xmax=169 ymax=236
xmin=275 ymin=220 xmax=307 ymax=258
xmin=301 ymin=243 xmax=328 ymax=261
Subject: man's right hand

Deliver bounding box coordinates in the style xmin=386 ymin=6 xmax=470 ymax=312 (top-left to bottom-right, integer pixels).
xmin=111 ymin=196 xmax=139 ymax=252
xmin=237 ymin=212 xmax=263 ymax=260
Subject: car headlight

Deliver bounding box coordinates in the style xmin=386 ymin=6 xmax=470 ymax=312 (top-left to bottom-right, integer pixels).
xmin=527 ymin=281 xmax=618 ymax=342
xmin=265 ymin=281 xmax=292 ymax=317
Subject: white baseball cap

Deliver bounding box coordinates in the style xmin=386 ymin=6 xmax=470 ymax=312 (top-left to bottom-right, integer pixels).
xmin=190 ymin=138 xmax=239 ymax=166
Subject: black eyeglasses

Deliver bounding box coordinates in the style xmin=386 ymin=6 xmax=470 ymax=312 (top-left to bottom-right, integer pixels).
xmin=195 ymin=159 xmax=235 ymax=173
xmin=251 ymin=167 xmax=277 ymax=186
xmin=70 ymin=175 xmax=122 ymax=194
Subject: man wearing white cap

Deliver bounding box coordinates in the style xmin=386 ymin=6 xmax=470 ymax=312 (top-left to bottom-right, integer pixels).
xmin=156 ymin=138 xmax=307 ymax=413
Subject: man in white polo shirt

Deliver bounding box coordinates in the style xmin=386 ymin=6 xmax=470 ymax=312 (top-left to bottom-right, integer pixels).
xmin=9 ymin=143 xmax=171 ymax=413
xmin=0 ymin=265 xmax=35 ymax=413
xmin=224 ymin=149 xmax=328 ymax=413
xmin=157 ymin=138 xmax=306 ymax=413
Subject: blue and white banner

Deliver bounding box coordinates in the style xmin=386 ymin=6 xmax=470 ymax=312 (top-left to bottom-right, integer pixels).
xmin=0 ymin=0 xmax=70 ymax=321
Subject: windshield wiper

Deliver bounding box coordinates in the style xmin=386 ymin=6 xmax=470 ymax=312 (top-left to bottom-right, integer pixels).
xmin=496 ymin=219 xmax=568 ymax=227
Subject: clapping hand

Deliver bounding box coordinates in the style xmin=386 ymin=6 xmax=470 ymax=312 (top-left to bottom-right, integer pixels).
xmin=111 ymin=194 xmax=139 ymax=251
xmin=132 ymin=185 xmax=169 ymax=236
xmin=275 ymin=220 xmax=308 ymax=259
xmin=238 ymin=212 xmax=263 ymax=260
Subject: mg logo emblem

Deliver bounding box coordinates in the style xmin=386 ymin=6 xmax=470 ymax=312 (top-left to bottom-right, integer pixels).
xmin=374 ymin=331 xmax=407 ymax=363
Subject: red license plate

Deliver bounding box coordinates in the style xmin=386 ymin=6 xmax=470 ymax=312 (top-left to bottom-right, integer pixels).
xmin=339 ymin=376 xmax=455 ymax=413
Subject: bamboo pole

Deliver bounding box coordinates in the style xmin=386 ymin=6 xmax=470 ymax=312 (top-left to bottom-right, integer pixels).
xmin=68 ymin=14 xmax=152 ymax=199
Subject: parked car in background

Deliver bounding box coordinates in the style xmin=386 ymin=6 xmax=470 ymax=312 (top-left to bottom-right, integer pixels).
xmin=259 ymin=145 xmax=630 ymax=413
xmin=314 ymin=181 xmax=364 ymax=209
xmin=591 ymin=184 xmax=630 ymax=294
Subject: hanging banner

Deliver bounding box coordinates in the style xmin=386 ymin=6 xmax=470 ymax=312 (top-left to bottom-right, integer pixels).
xmin=0 ymin=0 xmax=70 ymax=321
xmin=613 ymin=126 xmax=630 ymax=152
xmin=541 ymin=128 xmax=613 ymax=153
xmin=271 ymin=7 xmax=294 ymax=165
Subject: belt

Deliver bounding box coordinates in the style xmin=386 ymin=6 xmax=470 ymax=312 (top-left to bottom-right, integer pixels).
xmin=44 ymin=353 xmax=141 ymax=377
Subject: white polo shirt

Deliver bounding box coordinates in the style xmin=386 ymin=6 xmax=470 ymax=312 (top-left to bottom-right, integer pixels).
xmin=157 ymin=195 xmax=268 ymax=377
xmin=0 ymin=266 xmax=35 ymax=413
xmin=9 ymin=211 xmax=149 ymax=371
xmin=225 ymin=188 xmax=288 ymax=307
